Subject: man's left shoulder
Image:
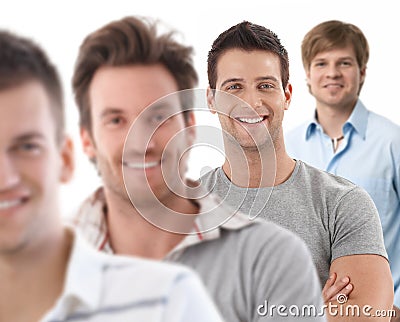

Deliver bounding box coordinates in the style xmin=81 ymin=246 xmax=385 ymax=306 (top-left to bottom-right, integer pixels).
xmin=368 ymin=111 xmax=400 ymax=140
xmin=284 ymin=121 xmax=309 ymax=140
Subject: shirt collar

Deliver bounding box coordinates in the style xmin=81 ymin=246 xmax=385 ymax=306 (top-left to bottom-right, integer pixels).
xmin=345 ymin=99 xmax=368 ymax=139
xmin=305 ymin=110 xmax=319 ymax=140
xmin=56 ymin=227 xmax=104 ymax=312
xmin=166 ymin=192 xmax=257 ymax=259
xmin=73 ymin=185 xmax=256 ymax=258
xmin=305 ymin=99 xmax=368 ymax=140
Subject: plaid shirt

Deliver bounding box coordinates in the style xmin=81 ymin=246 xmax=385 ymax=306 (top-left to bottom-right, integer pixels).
xmin=70 ymin=187 xmax=255 ymax=260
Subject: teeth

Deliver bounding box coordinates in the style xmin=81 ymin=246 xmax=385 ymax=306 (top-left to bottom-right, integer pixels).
xmin=238 ymin=117 xmax=264 ymax=124
xmin=0 ymin=199 xmax=22 ymax=210
xmin=124 ymin=161 xmax=159 ymax=169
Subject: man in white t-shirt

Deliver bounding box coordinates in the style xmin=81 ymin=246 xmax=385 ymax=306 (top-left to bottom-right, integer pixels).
xmin=0 ymin=29 xmax=223 ymax=322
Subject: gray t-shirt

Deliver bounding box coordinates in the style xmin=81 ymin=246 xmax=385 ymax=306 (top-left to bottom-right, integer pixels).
xmin=72 ymin=188 xmax=325 ymax=321
xmin=172 ymin=217 xmax=325 ymax=321
xmin=201 ymin=160 xmax=387 ymax=285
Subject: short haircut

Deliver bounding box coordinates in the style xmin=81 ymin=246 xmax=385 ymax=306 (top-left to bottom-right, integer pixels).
xmin=72 ymin=16 xmax=198 ymax=133
xmin=207 ymin=21 xmax=290 ymax=90
xmin=0 ymin=30 xmax=64 ymax=143
xmin=301 ymin=20 xmax=369 ymax=91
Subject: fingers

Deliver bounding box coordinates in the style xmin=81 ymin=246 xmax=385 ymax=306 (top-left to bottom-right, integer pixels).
xmin=322 ymin=273 xmax=353 ymax=303
xmin=328 ymin=280 xmax=353 ymax=303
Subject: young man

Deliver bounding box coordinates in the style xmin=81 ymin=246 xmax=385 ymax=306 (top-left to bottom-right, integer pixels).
xmin=285 ymin=20 xmax=400 ymax=314
xmin=71 ymin=16 xmax=325 ymax=321
xmin=203 ymin=21 xmax=394 ymax=321
xmin=0 ymin=29 xmax=224 ymax=322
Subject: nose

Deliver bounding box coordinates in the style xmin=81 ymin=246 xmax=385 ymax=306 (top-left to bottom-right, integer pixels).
xmin=326 ymin=62 xmax=341 ymax=78
xmin=243 ymin=89 xmax=263 ymax=111
xmin=0 ymin=152 xmax=20 ymax=191
xmin=124 ymin=120 xmax=156 ymax=157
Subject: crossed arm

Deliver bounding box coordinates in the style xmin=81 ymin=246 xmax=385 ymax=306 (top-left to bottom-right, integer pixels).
xmin=323 ymin=254 xmax=393 ymax=321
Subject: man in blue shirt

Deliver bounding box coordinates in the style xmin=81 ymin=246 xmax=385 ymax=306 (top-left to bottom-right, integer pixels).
xmin=285 ymin=20 xmax=400 ymax=314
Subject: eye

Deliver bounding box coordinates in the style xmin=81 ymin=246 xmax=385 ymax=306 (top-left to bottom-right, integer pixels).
xmin=12 ymin=142 xmax=42 ymax=156
xmin=147 ymin=113 xmax=170 ymax=128
xmin=340 ymin=61 xmax=352 ymax=66
xmin=314 ymin=61 xmax=326 ymax=67
xmin=259 ymin=83 xmax=274 ymax=90
xmin=151 ymin=114 xmax=166 ymax=122
xmin=225 ymin=84 xmax=242 ymax=91
xmin=21 ymin=142 xmax=39 ymax=150
xmin=105 ymin=116 xmax=126 ymax=128
xmin=110 ymin=117 xmax=122 ymax=124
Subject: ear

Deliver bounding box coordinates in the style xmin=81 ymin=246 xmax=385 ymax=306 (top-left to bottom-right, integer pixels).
xmin=80 ymin=127 xmax=96 ymax=161
xmin=305 ymin=70 xmax=311 ymax=87
xmin=185 ymin=111 xmax=196 ymax=145
xmin=283 ymin=83 xmax=293 ymax=111
xmin=206 ymin=87 xmax=217 ymax=114
xmin=360 ymin=66 xmax=367 ymax=84
xmin=59 ymin=136 xmax=74 ymax=183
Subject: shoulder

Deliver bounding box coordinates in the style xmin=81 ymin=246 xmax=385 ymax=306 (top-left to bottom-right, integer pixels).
xmin=368 ymin=111 xmax=400 ymax=141
xmin=297 ymin=160 xmax=357 ymax=190
xmin=69 ymin=187 xmax=106 ymax=225
xmin=297 ymin=160 xmax=376 ymax=208
xmin=73 ymin=229 xmax=197 ymax=293
xmin=200 ymin=167 xmax=220 ymax=185
xmin=285 ymin=121 xmax=310 ymax=140
xmin=225 ymin=217 xmax=314 ymax=266
xmin=101 ymin=250 xmax=197 ymax=289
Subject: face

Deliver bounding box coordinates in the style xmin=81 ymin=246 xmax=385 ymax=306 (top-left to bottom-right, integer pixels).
xmin=0 ymin=81 xmax=73 ymax=255
xmin=208 ymin=49 xmax=291 ymax=150
xmin=306 ymin=45 xmax=366 ymax=111
xmin=83 ymin=64 xmax=195 ymax=207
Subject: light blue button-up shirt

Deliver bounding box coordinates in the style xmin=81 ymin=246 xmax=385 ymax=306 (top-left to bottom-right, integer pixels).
xmin=285 ymin=99 xmax=400 ymax=306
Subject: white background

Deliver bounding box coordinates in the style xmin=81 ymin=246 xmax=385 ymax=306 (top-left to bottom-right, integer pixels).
xmin=1 ymin=0 xmax=399 ymax=217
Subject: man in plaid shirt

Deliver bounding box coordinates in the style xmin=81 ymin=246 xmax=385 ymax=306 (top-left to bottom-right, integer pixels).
xmin=70 ymin=15 xmax=325 ymax=322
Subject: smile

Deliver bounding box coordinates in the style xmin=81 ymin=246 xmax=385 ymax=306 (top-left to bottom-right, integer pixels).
xmin=123 ymin=161 xmax=160 ymax=169
xmin=236 ymin=116 xmax=266 ymax=124
xmin=0 ymin=199 xmax=23 ymax=210
xmin=324 ymin=84 xmax=343 ymax=88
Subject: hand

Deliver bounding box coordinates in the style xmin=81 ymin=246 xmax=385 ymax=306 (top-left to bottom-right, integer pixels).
xmin=322 ymin=272 xmax=353 ymax=303
xmin=390 ymin=305 xmax=400 ymax=322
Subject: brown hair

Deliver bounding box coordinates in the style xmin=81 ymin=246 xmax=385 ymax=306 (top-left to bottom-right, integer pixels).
xmin=301 ymin=20 xmax=369 ymax=91
xmin=207 ymin=21 xmax=290 ymax=90
xmin=72 ymin=16 xmax=198 ymax=133
xmin=0 ymin=30 xmax=64 ymax=144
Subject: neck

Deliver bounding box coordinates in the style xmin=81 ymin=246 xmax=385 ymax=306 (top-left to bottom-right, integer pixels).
xmin=316 ymin=99 xmax=357 ymax=138
xmin=104 ymin=187 xmax=198 ymax=259
xmin=0 ymin=227 xmax=72 ymax=322
xmin=222 ymin=139 xmax=296 ymax=187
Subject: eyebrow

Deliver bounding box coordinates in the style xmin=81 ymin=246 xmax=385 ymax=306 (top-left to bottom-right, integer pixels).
xmin=12 ymin=132 xmax=46 ymax=143
xmin=220 ymin=78 xmax=243 ymax=89
xmin=100 ymin=107 xmax=124 ymax=119
xmin=256 ymin=76 xmax=279 ymax=83
xmin=220 ymin=76 xmax=279 ymax=88
xmin=149 ymin=102 xmax=181 ymax=114
xmin=313 ymin=56 xmax=355 ymax=61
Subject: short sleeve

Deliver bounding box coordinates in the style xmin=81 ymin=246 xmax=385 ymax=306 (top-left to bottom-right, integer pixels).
xmin=331 ymin=186 xmax=387 ymax=261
